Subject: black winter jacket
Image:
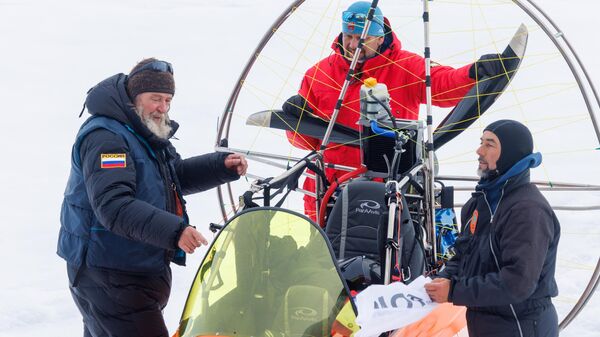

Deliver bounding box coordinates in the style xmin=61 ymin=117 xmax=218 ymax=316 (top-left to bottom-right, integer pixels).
xmin=439 ymin=168 xmax=560 ymax=332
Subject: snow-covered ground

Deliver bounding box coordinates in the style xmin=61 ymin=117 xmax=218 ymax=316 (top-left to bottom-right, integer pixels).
xmin=0 ymin=1 xmax=597 ymax=336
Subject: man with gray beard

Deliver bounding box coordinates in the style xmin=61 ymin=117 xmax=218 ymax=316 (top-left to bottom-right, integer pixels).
xmin=58 ymin=58 xmax=247 ymax=337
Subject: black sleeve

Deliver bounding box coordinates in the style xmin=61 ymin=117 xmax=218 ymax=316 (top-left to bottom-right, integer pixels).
xmin=282 ymin=94 xmax=313 ymax=117
xmin=450 ymin=201 xmax=555 ymax=306
xmin=436 ymin=240 xmax=463 ymax=279
xmin=80 ymin=129 xmax=185 ymax=250
xmin=171 ymin=149 xmax=240 ymax=195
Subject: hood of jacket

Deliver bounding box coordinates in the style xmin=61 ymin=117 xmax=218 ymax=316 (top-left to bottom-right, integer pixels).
xmin=84 ymin=73 xmax=179 ymax=150
xmin=476 ymin=152 xmax=542 ymax=213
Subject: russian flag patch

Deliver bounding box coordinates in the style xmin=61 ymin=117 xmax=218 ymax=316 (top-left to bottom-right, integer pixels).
xmin=101 ymin=154 xmax=126 ymax=168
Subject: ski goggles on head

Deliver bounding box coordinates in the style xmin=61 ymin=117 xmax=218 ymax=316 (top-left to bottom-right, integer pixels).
xmin=342 ymin=10 xmax=385 ymax=36
xmin=129 ymin=60 xmax=174 ymax=77
xmin=342 ymin=11 xmax=369 ymax=23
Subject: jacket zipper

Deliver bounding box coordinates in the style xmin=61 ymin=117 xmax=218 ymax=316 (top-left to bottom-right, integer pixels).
xmin=157 ymin=150 xmax=175 ymax=215
xmin=482 ymin=181 xmax=524 ymax=337
xmin=158 ymin=150 xmax=180 ymax=262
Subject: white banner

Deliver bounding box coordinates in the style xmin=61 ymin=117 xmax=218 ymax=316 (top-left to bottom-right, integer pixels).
xmin=355 ymin=276 xmax=437 ymax=337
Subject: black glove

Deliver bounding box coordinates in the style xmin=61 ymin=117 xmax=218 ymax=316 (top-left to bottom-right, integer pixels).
xmin=469 ymin=53 xmax=505 ymax=79
xmin=282 ymin=94 xmax=313 ymax=117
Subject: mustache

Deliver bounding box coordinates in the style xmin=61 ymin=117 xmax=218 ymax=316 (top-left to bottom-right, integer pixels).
xmin=152 ymin=113 xmax=170 ymax=124
xmin=344 ymin=49 xmax=366 ymax=62
xmin=346 ymin=49 xmax=363 ymax=55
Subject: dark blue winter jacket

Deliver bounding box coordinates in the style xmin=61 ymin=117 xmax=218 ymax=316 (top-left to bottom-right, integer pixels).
xmin=438 ymin=154 xmax=560 ymax=336
xmin=58 ymin=74 xmax=239 ymax=274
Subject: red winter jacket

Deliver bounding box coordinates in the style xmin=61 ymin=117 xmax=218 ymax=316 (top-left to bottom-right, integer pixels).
xmin=287 ymin=23 xmax=475 ymax=220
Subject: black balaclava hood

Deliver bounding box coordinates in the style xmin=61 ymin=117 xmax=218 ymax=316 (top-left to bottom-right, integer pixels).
xmin=484 ymin=119 xmax=533 ymax=175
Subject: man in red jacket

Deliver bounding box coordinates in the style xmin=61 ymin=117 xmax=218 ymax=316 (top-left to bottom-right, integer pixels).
xmin=285 ymin=1 xmax=505 ymax=220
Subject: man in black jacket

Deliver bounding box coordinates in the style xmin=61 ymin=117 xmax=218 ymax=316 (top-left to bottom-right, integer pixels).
xmin=425 ymin=120 xmax=560 ymax=337
xmin=58 ymin=58 xmax=247 ymax=337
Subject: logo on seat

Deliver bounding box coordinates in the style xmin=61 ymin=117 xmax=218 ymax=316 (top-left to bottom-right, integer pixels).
xmin=356 ymin=200 xmax=381 ymax=215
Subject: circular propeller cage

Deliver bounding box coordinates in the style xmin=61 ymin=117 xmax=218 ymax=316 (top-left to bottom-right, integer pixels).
xmin=214 ymin=0 xmax=600 ymax=331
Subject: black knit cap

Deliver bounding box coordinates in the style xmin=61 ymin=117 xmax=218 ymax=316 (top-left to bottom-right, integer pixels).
xmin=126 ymin=58 xmax=175 ymax=101
xmin=484 ymin=119 xmax=533 ymax=175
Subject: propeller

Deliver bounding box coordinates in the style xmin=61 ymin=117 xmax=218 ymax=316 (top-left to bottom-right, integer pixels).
xmin=246 ymin=108 xmax=360 ymax=146
xmin=433 ymin=24 xmax=528 ymax=149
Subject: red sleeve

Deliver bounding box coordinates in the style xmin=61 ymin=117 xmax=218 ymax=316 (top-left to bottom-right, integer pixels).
xmin=429 ymin=63 xmax=475 ymax=107
xmin=286 ymin=130 xmax=320 ymax=150
xmin=286 ymin=72 xmax=321 ymax=151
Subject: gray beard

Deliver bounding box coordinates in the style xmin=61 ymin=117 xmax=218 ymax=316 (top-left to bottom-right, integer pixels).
xmin=136 ymin=107 xmax=172 ymax=139
xmin=477 ymin=168 xmax=498 ymax=180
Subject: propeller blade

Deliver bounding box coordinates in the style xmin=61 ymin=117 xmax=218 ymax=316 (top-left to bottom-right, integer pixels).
xmin=247 ymin=109 xmax=360 ymax=146
xmin=433 ymin=23 xmax=528 ymax=149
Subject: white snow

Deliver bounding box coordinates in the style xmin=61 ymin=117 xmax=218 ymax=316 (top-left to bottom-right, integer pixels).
xmin=0 ymin=1 xmax=597 ymax=336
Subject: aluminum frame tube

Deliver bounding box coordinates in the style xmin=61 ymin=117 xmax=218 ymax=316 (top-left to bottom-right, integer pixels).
xmin=422 ymin=0 xmax=438 ymax=264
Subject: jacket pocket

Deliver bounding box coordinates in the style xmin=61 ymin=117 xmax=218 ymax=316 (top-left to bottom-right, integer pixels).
xmin=517 ymin=318 xmax=538 ymax=337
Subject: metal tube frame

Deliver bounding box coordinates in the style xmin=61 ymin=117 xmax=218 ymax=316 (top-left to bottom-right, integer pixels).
xmin=421 ymin=0 xmax=438 ymax=266
xmin=384 ymin=181 xmax=399 ymax=285
xmin=215 ymin=0 xmax=307 ymax=220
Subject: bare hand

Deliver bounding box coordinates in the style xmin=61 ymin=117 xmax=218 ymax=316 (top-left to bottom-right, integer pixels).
xmin=424 ymin=278 xmax=450 ymax=303
xmin=224 ymin=153 xmax=248 ymax=176
xmin=177 ymin=226 xmax=208 ymax=254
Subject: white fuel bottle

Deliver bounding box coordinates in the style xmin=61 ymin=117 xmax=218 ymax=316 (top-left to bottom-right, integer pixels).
xmin=359 ymin=77 xmax=390 ymax=120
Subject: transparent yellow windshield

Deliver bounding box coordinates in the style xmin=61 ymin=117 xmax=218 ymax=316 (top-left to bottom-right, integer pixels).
xmin=177 ymin=208 xmax=358 ymax=337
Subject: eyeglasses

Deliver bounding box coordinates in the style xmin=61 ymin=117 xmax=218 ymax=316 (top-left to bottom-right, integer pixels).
xmin=129 ymin=60 xmax=174 ymax=77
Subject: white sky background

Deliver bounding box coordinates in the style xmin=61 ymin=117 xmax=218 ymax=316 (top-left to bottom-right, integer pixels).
xmin=0 ymin=0 xmax=598 ymax=336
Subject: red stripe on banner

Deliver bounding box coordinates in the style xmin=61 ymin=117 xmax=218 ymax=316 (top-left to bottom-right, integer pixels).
xmin=101 ymin=162 xmax=126 ymax=168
